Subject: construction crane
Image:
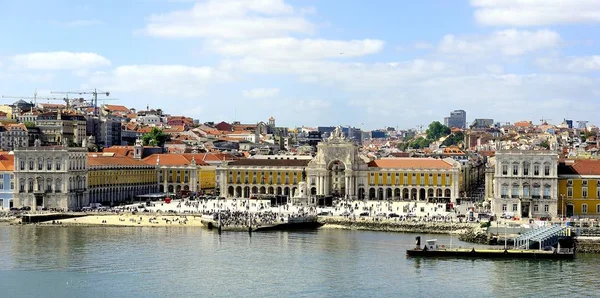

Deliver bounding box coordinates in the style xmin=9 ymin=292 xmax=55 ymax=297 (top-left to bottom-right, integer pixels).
xmin=51 ymin=89 xmax=111 ymax=116
xmin=2 ymin=94 xmax=62 ymax=109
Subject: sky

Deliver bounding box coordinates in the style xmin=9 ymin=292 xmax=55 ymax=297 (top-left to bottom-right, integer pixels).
xmin=0 ymin=0 xmax=599 ymax=130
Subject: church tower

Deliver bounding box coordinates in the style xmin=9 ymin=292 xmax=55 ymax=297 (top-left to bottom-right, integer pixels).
xmin=134 ymin=138 xmax=143 ymax=160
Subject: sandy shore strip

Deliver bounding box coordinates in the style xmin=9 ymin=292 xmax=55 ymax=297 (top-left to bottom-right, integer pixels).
xmin=42 ymin=214 xmax=205 ymax=227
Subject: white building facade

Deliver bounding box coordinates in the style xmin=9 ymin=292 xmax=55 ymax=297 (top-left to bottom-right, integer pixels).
xmin=13 ymin=146 xmax=89 ymax=210
xmin=491 ymin=150 xmax=559 ymax=218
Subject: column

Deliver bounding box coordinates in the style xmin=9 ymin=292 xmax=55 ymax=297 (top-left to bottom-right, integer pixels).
xmin=325 ymin=175 xmax=330 ymax=195
xmin=345 ymin=175 xmax=349 ymax=197
xmin=349 ymin=176 xmax=354 ymax=197
xmin=320 ymin=176 xmax=325 ymax=195
xmin=316 ymin=175 xmax=321 ymax=195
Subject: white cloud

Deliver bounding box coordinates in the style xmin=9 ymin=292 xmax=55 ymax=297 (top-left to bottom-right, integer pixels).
xmin=89 ymin=64 xmax=228 ymax=97
xmin=12 ymin=52 xmax=111 ymax=70
xmin=243 ymin=88 xmax=280 ymax=98
xmin=52 ymin=19 xmax=104 ymax=27
xmin=413 ymin=42 xmax=434 ymax=50
xmin=536 ymin=56 xmax=600 ymax=72
xmin=485 ymin=64 xmax=504 ymax=74
xmin=471 ymin=0 xmax=600 ymax=26
xmin=142 ymin=0 xmax=314 ymax=39
xmin=438 ymin=29 xmax=561 ymax=57
xmin=207 ymin=38 xmax=384 ymax=60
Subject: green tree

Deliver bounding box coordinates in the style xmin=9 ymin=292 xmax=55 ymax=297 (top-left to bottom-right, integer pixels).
xmin=24 ymin=121 xmax=36 ymax=128
xmin=410 ymin=137 xmax=431 ymax=149
xmin=426 ymin=121 xmax=451 ymax=140
xmin=141 ymin=127 xmax=170 ymax=147
xmin=442 ymin=132 xmax=465 ymax=147
xmin=539 ymin=140 xmax=550 ymax=149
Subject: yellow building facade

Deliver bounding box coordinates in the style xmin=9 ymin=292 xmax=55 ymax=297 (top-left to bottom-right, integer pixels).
xmin=142 ymin=154 xmax=217 ymax=195
xmin=558 ymin=159 xmax=600 ymax=217
xmin=87 ymin=153 xmax=159 ymax=204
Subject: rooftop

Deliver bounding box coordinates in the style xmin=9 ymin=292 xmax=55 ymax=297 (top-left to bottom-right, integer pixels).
xmin=368 ymin=158 xmax=454 ymax=169
xmin=228 ymin=159 xmax=311 ymax=167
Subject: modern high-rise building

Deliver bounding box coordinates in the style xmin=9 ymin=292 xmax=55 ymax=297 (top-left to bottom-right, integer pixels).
xmin=445 ymin=110 xmax=466 ymax=129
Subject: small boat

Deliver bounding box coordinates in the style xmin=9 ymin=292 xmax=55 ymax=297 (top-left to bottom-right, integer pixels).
xmin=406 ymin=237 xmax=575 ymax=260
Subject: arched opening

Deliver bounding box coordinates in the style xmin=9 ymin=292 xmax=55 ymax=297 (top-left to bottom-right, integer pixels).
xmin=328 ymin=160 xmax=346 ymax=197
xmin=168 ymin=185 xmax=174 ymax=193
xmin=260 ymin=186 xmax=266 ymax=194
xmin=444 ymin=188 xmax=451 ymax=197
xmin=358 ymin=188 xmax=365 ymax=200
xmin=403 ymin=188 xmax=409 ymax=200
xmin=184 ymin=185 xmax=190 ymax=191
xmin=227 ymin=186 xmax=234 ymax=197
xmin=311 ymin=187 xmax=317 ymax=195
xmin=235 ymin=186 xmax=242 ymax=197
xmin=268 ymin=186 xmax=274 ymax=194
xmin=436 ymin=188 xmax=443 ymax=197
xmin=244 ymin=186 xmax=251 ymax=198
xmin=283 ymin=187 xmax=290 ymax=196
xmin=377 ymin=188 xmax=384 ymax=200
xmin=427 ymin=188 xmax=434 ymax=199
xmin=394 ymin=188 xmax=400 ymax=199
xmin=276 ymin=187 xmax=282 ymax=195
xmin=251 ymin=186 xmax=258 ymax=195
xmin=419 ymin=189 xmax=426 ymax=201
xmin=369 ymin=188 xmax=376 ymax=199
xmin=386 ymin=188 xmax=392 ymax=199
xmin=176 ymin=185 xmax=181 ymax=192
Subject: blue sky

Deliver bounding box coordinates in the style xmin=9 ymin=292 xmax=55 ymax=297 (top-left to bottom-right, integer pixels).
xmin=1 ymin=0 xmax=599 ymax=130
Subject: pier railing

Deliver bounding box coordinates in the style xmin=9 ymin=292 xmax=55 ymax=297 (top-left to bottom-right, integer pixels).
xmin=514 ymin=226 xmax=570 ymax=250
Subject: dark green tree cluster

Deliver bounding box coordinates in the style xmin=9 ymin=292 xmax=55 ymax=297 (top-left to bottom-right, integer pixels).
xmin=539 ymin=140 xmax=550 ymax=149
xmin=397 ymin=121 xmax=452 ymax=150
xmin=441 ymin=131 xmax=464 ymax=147
xmin=141 ymin=127 xmax=170 ymax=147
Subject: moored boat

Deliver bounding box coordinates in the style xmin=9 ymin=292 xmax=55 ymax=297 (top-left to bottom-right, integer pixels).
xmin=406 ymin=237 xmax=575 ymax=260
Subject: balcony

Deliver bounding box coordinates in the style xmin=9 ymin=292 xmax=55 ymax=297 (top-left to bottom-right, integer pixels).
xmin=511 ymin=195 xmax=519 ymax=198
xmin=501 ymin=195 xmax=509 ymax=199
xmin=532 ymin=195 xmax=541 ymax=199
xmin=543 ymin=196 xmax=551 ymax=199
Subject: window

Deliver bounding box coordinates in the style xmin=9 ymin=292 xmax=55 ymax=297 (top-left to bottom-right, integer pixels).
xmin=543 ymin=185 xmax=551 ymax=199
xmin=19 ymin=179 xmax=25 ymax=193
xmin=523 ymin=161 xmax=530 ymax=175
xmin=501 ymin=184 xmax=509 ymax=198
xmin=544 ymin=164 xmax=550 ymax=176
xmin=512 ymin=204 xmax=518 ymax=212
xmin=597 ymin=204 xmax=600 ymax=214
xmin=28 ymin=179 xmax=33 ymax=192
xmin=29 ymin=160 xmax=34 ymax=171
xmin=10 ymin=182 xmax=14 ymax=190
xmin=597 ymin=188 xmax=600 ymax=199
xmin=582 ymin=204 xmax=588 ymax=214
xmin=0 ymin=181 xmax=3 ymax=190
xmin=583 ymin=187 xmax=588 ymax=198
xmin=46 ymin=178 xmax=52 ymax=192
xmin=533 ymin=205 xmax=539 ymax=212
xmin=370 ymin=173 xmax=374 ymax=184
xmin=512 ymin=163 xmax=519 ymax=175
xmin=582 ymin=180 xmax=588 ymax=187
xmin=47 ymin=160 xmax=52 ymax=170
xmin=56 ymin=159 xmax=61 ymax=171
xmin=567 ymin=179 xmax=573 ymax=186
xmin=502 ymin=164 xmax=508 ymax=175
xmin=533 ymin=164 xmax=540 ymax=176
xmin=544 ymin=205 xmax=549 ymax=213
xmin=502 ymin=204 xmax=507 ymax=212
xmin=533 ymin=184 xmax=541 ymax=199
xmin=523 ymin=184 xmax=530 ymax=198
xmin=512 ymin=184 xmax=519 ymax=198
xmin=20 ymin=160 xmax=25 ymax=170
xmin=567 ymin=187 xmax=573 ymax=198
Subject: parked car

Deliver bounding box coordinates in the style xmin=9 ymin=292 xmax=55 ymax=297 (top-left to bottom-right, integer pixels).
xmin=376 ymin=213 xmax=387 ymax=217
xmin=388 ymin=213 xmax=400 ymax=218
xmin=359 ymin=212 xmax=370 ymax=217
xmin=341 ymin=211 xmax=351 ymax=217
xmin=317 ymin=211 xmax=330 ymax=216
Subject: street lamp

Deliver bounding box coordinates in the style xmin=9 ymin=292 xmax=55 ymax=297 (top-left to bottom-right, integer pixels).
xmin=560 ymin=194 xmax=565 ymax=221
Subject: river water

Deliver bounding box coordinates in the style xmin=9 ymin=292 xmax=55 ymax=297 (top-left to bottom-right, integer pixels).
xmin=0 ymin=226 xmax=598 ymax=298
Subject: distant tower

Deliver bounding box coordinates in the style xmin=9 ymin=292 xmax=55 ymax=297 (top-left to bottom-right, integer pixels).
xmin=134 ymin=138 xmax=143 ymax=160
xmin=268 ymin=116 xmax=275 ymax=127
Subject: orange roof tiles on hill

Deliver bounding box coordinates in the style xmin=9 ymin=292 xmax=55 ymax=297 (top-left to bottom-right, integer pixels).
xmin=104 ymin=104 xmax=130 ymax=112
xmin=514 ymin=121 xmax=532 ymax=127
xmin=569 ymin=160 xmax=600 ymax=175
xmin=0 ymin=153 xmax=14 ymax=171
xmin=164 ymin=125 xmax=185 ymax=133
xmin=368 ymin=158 xmax=453 ymax=169
xmin=87 ymin=153 xmax=151 ymax=167
xmin=142 ymin=154 xmax=210 ymax=166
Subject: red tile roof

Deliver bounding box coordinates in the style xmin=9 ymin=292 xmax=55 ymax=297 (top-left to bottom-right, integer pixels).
xmin=104 ymin=104 xmax=130 ymax=112
xmin=87 ymin=153 xmax=151 ymax=166
xmin=368 ymin=158 xmax=453 ymax=169
xmin=142 ymin=154 xmax=210 ymax=166
xmin=0 ymin=153 xmax=14 ymax=171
